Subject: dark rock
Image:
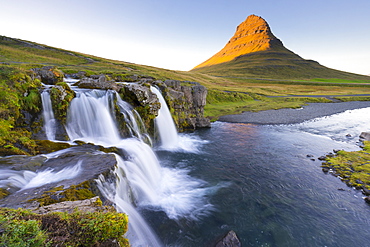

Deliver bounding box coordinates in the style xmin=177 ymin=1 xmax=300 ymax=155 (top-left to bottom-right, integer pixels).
xmin=346 ymin=134 xmax=352 ymax=138
xmin=306 ymin=154 xmax=314 ymax=158
xmin=215 ymin=230 xmax=241 ymax=247
xmin=155 ymin=80 xmax=210 ymax=130
xmin=322 ymin=167 xmax=330 ymax=173
xmin=77 ymin=75 xmax=119 ymax=91
xmin=0 ymin=145 xmax=117 ymax=209
xmin=31 ymin=66 xmax=64 ymax=85
xmin=360 ymin=132 xmax=370 ymax=141
xmin=318 ymin=156 xmax=327 ymax=161
xmin=365 ymin=196 xmax=370 ymax=204
xmin=362 ymin=186 xmax=370 ymax=196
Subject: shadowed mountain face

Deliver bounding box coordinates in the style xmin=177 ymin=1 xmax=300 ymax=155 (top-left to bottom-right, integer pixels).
xmin=191 ymin=15 xmax=368 ymax=80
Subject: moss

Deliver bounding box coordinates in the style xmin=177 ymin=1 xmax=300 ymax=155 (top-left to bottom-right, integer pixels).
xmin=0 ymin=187 xmax=10 ymax=199
xmin=35 ymin=140 xmax=71 ymax=154
xmin=49 ymin=82 xmax=75 ymax=124
xmin=0 ymin=207 xmax=129 ymax=247
xmin=322 ymin=141 xmax=370 ymax=192
xmin=29 ymin=181 xmax=97 ymax=207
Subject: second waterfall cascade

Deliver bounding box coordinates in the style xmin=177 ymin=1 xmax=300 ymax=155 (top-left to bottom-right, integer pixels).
xmin=40 ymin=85 xmax=218 ymax=246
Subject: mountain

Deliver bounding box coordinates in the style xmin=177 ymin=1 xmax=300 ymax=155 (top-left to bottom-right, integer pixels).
xmin=191 ymin=15 xmax=368 ymax=80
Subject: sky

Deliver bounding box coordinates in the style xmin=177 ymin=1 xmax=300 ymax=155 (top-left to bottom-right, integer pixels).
xmin=1 ymin=0 xmax=370 ymax=75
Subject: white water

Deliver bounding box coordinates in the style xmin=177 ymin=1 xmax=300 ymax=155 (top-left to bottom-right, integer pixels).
xmin=66 ymin=90 xmax=121 ymax=145
xmin=151 ymin=86 xmax=179 ymax=149
xmin=115 ymin=93 xmax=151 ymax=144
xmin=41 ymin=89 xmax=56 ymax=140
xmin=63 ymin=88 xmax=216 ymax=246
xmin=0 ymin=161 xmax=82 ymax=190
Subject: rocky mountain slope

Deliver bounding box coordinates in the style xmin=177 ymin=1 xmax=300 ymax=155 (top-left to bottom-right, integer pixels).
xmin=191 ymin=15 xmax=369 ymax=80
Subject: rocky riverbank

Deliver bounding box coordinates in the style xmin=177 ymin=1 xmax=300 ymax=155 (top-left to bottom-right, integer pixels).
xmin=219 ymin=101 xmax=370 ymax=125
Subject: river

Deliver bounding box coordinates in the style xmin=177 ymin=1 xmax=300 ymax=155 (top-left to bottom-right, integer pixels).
xmin=151 ymin=107 xmax=370 ymax=246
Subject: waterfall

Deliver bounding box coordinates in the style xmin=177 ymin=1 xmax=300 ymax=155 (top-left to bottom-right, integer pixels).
xmin=41 ymin=89 xmax=56 ymax=140
xmin=150 ymin=86 xmax=179 ymax=149
xmin=42 ymin=87 xmax=215 ymax=246
xmin=66 ymin=89 xmax=163 ymax=246
xmin=66 ymin=90 xmax=121 ymax=145
xmin=115 ymin=92 xmax=151 ymax=145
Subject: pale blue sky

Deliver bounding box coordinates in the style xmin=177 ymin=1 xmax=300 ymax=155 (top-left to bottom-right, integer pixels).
xmin=1 ymin=0 xmax=369 ymax=75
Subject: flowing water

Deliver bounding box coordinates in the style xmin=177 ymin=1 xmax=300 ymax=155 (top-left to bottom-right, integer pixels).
xmin=5 ymin=85 xmax=370 ymax=246
xmin=41 ymin=88 xmax=56 ymax=140
xmin=152 ymin=107 xmax=370 ymax=246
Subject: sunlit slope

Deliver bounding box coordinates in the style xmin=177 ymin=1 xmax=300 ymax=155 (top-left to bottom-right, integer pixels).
xmin=191 ymin=15 xmax=369 ymax=80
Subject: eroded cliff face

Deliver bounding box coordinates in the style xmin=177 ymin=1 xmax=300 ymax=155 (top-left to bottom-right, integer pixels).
xmin=193 ymin=14 xmax=283 ymax=69
xmin=71 ymin=73 xmax=210 ymax=133
xmin=154 ymin=80 xmax=210 ymax=131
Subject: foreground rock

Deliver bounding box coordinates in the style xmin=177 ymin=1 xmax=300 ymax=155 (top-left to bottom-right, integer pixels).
xmin=214 ymin=230 xmax=241 ymax=247
xmin=0 ymin=144 xmax=117 ymax=209
xmin=32 ymin=196 xmax=109 ymax=214
xmin=360 ymin=132 xmax=370 ymax=141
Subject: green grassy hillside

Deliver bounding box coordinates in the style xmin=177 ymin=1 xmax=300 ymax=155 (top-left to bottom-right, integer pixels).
xmin=191 ymin=48 xmax=370 ymax=81
xmin=1 ymin=35 xmax=370 ymax=125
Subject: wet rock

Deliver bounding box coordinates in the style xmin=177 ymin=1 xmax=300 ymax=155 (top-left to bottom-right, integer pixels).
xmin=214 ymin=230 xmax=241 ymax=247
xmin=31 ymin=196 xmax=110 ymax=214
xmin=365 ymin=196 xmax=370 ymax=204
xmin=318 ymin=156 xmax=327 ymax=161
xmin=155 ymin=80 xmax=211 ymax=130
xmin=360 ymin=132 xmax=370 ymax=141
xmin=0 ymin=145 xmax=117 ymax=209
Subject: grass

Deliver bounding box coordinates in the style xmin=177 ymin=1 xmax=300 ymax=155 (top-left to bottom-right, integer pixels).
xmin=204 ymin=89 xmax=333 ymax=120
xmin=1 ymin=35 xmax=370 ymax=123
xmin=322 ymin=141 xmax=370 ymax=191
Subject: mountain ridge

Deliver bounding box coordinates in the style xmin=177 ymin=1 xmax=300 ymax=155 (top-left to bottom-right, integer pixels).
xmin=191 ymin=15 xmax=369 ymax=80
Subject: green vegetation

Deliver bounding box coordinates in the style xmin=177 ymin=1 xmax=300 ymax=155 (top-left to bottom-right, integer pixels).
xmin=322 ymin=141 xmax=370 ymax=191
xmin=205 ymin=89 xmax=332 ymax=120
xmin=191 ymin=49 xmax=370 ymax=81
xmin=1 ymin=35 xmax=370 ymax=152
xmin=0 ymin=207 xmax=129 ymax=247
xmin=29 ymin=181 xmax=97 ymax=207
xmin=0 ymin=65 xmax=42 ymax=155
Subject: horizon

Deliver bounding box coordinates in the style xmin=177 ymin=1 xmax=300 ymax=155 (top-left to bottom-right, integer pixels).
xmin=1 ymin=0 xmax=370 ymax=75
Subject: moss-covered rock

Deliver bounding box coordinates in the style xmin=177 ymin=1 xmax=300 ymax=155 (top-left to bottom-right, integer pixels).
xmin=0 ymin=206 xmax=129 ymax=247
xmin=118 ymin=82 xmax=160 ymax=135
xmin=321 ymin=141 xmax=370 ymax=197
xmin=154 ymin=79 xmax=210 ymax=131
xmin=49 ymin=81 xmax=75 ymax=124
xmin=28 ymin=181 xmax=97 ymax=207
xmin=35 ymin=140 xmax=71 ymax=154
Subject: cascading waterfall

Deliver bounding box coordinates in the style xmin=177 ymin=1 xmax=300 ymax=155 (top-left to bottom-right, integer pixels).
xmin=36 ymin=86 xmax=216 ymax=246
xmin=150 ymin=86 xmax=179 ymax=149
xmin=41 ymin=88 xmax=56 ymax=140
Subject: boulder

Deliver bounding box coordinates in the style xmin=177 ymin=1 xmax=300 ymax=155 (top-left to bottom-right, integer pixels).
xmin=31 ymin=66 xmax=64 ymax=85
xmin=214 ymin=230 xmax=241 ymax=247
xmin=0 ymin=144 xmax=117 ymax=209
xmin=76 ymin=75 xmax=119 ymax=91
xmin=360 ymin=132 xmax=370 ymax=141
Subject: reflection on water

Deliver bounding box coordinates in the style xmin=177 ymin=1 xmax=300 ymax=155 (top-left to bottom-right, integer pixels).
xmin=153 ymin=107 xmax=370 ymax=247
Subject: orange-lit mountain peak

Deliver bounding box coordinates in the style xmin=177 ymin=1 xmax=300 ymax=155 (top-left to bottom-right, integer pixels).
xmin=193 ymin=15 xmax=283 ymax=70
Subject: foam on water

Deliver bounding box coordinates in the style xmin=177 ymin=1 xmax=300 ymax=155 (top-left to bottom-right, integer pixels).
xmin=0 ymin=161 xmax=82 ymax=190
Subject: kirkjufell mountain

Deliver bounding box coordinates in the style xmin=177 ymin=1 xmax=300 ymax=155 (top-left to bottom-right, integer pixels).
xmin=191 ymin=15 xmax=367 ymax=80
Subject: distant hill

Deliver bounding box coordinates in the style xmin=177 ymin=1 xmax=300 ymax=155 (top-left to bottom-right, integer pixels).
xmin=191 ymin=15 xmax=369 ymax=80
